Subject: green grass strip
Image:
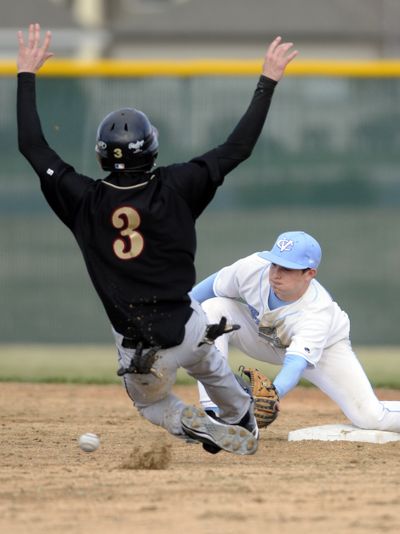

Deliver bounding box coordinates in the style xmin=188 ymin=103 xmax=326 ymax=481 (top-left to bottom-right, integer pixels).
xmin=0 ymin=344 xmax=399 ymax=388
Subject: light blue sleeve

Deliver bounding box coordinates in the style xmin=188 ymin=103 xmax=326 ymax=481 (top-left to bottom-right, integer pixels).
xmin=273 ymin=353 xmax=308 ymax=398
xmin=190 ymin=272 xmax=218 ymax=303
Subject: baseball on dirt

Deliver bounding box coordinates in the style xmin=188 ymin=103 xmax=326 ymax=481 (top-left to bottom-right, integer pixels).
xmin=78 ymin=432 xmax=100 ymax=452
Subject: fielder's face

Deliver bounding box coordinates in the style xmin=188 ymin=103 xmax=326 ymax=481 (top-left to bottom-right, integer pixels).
xmin=269 ymin=264 xmax=317 ymax=302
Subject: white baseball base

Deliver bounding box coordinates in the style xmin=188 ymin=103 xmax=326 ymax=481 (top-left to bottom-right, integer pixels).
xmin=288 ymin=424 xmax=400 ymax=444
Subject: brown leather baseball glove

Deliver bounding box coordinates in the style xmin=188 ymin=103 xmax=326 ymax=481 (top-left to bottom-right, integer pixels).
xmin=238 ymin=366 xmax=280 ymax=428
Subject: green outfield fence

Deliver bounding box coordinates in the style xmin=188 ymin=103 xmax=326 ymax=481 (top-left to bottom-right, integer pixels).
xmin=2 ymin=59 xmax=400 ymax=344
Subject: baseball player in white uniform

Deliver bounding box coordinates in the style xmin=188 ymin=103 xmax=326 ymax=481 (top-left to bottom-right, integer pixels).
xmin=191 ymin=231 xmax=400 ymax=432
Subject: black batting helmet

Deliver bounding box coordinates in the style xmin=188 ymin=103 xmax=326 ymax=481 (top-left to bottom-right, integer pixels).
xmin=95 ymin=108 xmax=158 ymax=172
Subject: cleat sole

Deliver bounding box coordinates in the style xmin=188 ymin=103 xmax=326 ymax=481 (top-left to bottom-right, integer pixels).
xmin=181 ymin=405 xmax=258 ymax=456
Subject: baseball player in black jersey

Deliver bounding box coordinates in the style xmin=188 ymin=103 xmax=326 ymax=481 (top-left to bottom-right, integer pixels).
xmin=17 ymin=23 xmax=298 ymax=455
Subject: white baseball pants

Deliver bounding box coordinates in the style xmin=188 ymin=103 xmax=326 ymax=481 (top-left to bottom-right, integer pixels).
xmin=198 ymin=297 xmax=400 ymax=432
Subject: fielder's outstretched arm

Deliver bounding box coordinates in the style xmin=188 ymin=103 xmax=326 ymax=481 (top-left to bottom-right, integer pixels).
xmin=273 ymin=353 xmax=308 ymax=398
xmin=190 ymin=272 xmax=218 ymax=302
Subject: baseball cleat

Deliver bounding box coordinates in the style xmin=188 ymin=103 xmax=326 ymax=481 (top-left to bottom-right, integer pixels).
xmin=181 ymin=406 xmax=258 ymax=455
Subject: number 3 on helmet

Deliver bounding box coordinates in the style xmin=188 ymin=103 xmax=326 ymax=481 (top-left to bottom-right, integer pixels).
xmin=95 ymin=108 xmax=159 ymax=172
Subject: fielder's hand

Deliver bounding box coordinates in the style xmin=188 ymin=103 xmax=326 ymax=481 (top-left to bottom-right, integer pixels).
xmin=238 ymin=366 xmax=280 ymax=428
xmin=17 ymin=23 xmax=54 ymax=74
xmin=262 ymin=36 xmax=298 ymax=81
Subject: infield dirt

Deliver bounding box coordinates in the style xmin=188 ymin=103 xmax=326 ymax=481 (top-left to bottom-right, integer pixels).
xmin=1 ymin=383 xmax=399 ymax=534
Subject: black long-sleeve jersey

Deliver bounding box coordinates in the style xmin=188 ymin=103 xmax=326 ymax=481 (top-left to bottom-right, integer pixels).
xmin=17 ymin=73 xmax=277 ymax=348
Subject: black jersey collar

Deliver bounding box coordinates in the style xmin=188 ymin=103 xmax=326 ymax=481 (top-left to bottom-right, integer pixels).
xmin=101 ymin=174 xmax=155 ymax=190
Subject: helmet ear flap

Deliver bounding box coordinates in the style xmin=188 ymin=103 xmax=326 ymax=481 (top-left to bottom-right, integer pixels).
xmin=95 ymin=108 xmax=159 ymax=172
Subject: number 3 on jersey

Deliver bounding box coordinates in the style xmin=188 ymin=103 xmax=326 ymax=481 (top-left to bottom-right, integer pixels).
xmin=111 ymin=206 xmax=144 ymax=260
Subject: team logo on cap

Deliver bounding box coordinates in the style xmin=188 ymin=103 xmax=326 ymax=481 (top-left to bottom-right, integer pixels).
xmin=277 ymin=238 xmax=294 ymax=252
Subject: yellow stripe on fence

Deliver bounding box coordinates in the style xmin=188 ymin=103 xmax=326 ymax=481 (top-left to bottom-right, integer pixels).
xmin=3 ymin=59 xmax=400 ymax=77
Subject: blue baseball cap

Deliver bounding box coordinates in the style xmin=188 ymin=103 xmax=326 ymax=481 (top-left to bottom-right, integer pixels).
xmin=259 ymin=231 xmax=322 ymax=270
